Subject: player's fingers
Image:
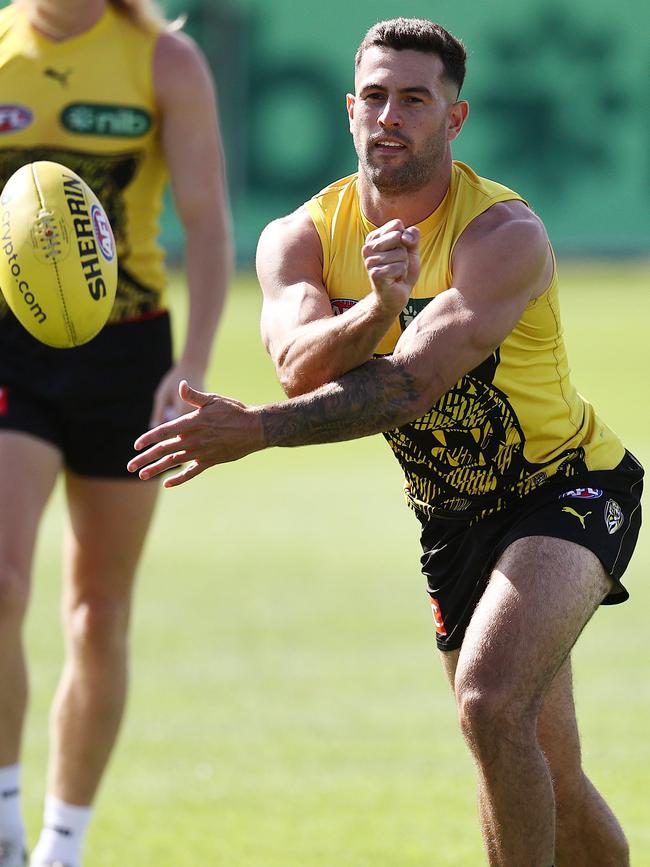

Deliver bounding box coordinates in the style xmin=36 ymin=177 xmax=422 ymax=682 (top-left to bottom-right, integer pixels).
xmin=129 ymin=431 xmax=183 ymax=466
xmin=180 ymin=379 xmax=215 ymax=408
xmin=133 ymin=416 xmax=191 ymax=450
xmin=163 ymin=461 xmax=204 ymax=488
xmin=362 ymin=229 xmax=405 ymax=255
xmin=365 ymin=219 xmax=404 ymax=242
xmin=401 ymin=226 xmax=420 ymax=248
xmin=367 ymin=262 xmax=408 ymax=284
xmin=136 ymin=450 xmax=189 ymax=481
xmin=364 ymin=248 xmax=408 ymax=270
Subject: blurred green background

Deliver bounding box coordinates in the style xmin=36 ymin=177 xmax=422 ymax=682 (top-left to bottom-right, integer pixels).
xmin=160 ymin=0 xmax=650 ymax=261
xmin=2 ymin=0 xmax=647 ymax=261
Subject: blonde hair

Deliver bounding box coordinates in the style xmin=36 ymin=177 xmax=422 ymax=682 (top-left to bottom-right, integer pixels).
xmin=109 ymin=0 xmax=184 ymax=31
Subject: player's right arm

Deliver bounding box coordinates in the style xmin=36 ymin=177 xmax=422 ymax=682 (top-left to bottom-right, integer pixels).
xmin=257 ymin=208 xmax=416 ymax=397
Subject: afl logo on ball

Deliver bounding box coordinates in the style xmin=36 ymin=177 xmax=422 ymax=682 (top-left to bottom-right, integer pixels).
xmin=604 ymin=499 xmax=624 ymax=535
xmin=91 ymin=204 xmax=115 ymax=261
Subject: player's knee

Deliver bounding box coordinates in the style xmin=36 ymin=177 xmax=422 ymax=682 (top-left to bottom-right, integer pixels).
xmin=456 ymin=680 xmax=537 ymax=755
xmin=0 ymin=559 xmax=30 ymax=620
xmin=66 ymin=595 xmax=130 ymax=656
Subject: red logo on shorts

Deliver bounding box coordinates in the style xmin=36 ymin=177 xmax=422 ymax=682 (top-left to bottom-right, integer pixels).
xmin=429 ymin=596 xmax=447 ymax=636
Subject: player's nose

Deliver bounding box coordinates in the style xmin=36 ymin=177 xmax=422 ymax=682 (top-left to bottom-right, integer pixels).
xmin=378 ymin=99 xmax=402 ymax=128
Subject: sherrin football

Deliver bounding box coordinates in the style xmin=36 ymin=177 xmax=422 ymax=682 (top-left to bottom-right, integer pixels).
xmin=0 ymin=160 xmax=117 ymax=348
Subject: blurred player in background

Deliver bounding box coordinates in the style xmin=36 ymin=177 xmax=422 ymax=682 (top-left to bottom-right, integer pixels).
xmin=0 ymin=1 xmax=232 ymax=865
xmin=130 ymin=17 xmax=642 ymax=867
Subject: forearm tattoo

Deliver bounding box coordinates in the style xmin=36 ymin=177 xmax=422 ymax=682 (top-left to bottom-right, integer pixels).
xmin=261 ymin=357 xmax=422 ymax=447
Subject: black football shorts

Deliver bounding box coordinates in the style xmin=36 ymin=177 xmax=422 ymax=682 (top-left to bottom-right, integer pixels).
xmin=417 ymin=451 xmax=644 ymax=651
xmin=0 ymin=310 xmax=173 ymax=478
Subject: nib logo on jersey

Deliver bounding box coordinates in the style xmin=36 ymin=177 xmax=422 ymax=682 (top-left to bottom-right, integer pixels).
xmin=61 ymin=103 xmax=152 ymax=138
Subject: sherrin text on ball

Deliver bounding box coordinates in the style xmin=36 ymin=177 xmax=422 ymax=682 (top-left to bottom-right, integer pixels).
xmin=0 ymin=160 xmax=117 ymax=348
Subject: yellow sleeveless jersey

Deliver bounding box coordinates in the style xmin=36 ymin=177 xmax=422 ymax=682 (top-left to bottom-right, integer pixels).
xmin=0 ymin=3 xmax=167 ymax=322
xmin=305 ymin=162 xmax=624 ymax=519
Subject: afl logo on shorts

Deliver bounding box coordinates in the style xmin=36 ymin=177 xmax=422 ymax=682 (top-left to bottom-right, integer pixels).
xmin=604 ymin=499 xmax=624 ymax=535
xmin=331 ymin=298 xmax=357 ymax=315
xmin=560 ymin=487 xmax=603 ymax=500
xmin=0 ymin=105 xmax=33 ymax=134
xmin=91 ymin=204 xmax=115 ymax=261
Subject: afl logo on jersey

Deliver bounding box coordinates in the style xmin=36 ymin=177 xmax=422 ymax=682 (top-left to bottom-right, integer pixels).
xmin=331 ymin=298 xmax=357 ymax=315
xmin=91 ymin=204 xmax=115 ymax=262
xmin=0 ymin=105 xmax=33 ymax=134
xmin=560 ymin=487 xmax=603 ymax=500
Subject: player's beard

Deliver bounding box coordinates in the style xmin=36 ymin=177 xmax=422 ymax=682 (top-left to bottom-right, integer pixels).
xmin=356 ymin=123 xmax=447 ymax=196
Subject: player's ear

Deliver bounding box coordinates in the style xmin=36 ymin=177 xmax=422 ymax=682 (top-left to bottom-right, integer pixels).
xmin=447 ymin=99 xmax=469 ymax=142
xmin=346 ymin=93 xmax=355 ymax=129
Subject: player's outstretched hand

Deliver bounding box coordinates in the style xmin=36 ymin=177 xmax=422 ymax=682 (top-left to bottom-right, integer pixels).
xmin=128 ymin=380 xmax=265 ymax=487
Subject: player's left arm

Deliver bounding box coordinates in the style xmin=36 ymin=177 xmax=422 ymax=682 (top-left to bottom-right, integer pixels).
xmin=129 ymin=202 xmax=552 ymax=485
xmin=150 ymin=29 xmax=233 ymax=424
xmin=388 ymin=199 xmax=553 ymax=411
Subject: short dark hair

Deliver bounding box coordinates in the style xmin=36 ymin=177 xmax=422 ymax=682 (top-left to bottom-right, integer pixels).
xmin=355 ymin=18 xmax=467 ymax=95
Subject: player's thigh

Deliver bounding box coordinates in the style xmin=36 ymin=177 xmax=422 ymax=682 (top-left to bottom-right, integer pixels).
xmin=0 ymin=431 xmax=61 ymax=575
xmin=63 ymin=472 xmax=160 ymax=599
xmin=456 ymin=535 xmax=610 ymax=709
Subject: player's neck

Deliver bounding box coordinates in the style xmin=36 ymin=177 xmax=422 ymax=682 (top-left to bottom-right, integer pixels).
xmin=22 ymin=0 xmax=107 ymax=41
xmin=357 ymin=157 xmax=453 ymax=228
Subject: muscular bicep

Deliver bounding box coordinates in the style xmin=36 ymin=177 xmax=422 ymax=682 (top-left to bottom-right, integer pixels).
xmin=257 ymin=209 xmax=333 ymax=363
xmin=392 ymin=207 xmax=552 ymax=412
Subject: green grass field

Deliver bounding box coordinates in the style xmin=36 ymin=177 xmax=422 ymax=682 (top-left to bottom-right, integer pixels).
xmin=23 ymin=261 xmax=650 ymax=865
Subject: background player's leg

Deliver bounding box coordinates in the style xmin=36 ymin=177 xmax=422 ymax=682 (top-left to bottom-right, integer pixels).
xmin=449 ymin=535 xmax=615 ymax=866
xmin=31 ymin=474 xmax=159 ymax=867
xmin=51 ymin=473 xmax=159 ymax=803
xmin=0 ymin=433 xmax=61 ymax=857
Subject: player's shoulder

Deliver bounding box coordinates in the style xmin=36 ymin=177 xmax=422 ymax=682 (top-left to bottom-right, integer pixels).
xmin=155 ymin=27 xmax=203 ymax=64
xmin=258 ymin=206 xmax=321 ymax=259
xmin=453 ymin=199 xmax=552 ymax=297
xmin=307 ymin=172 xmax=358 ymax=212
xmin=462 ymin=199 xmax=549 ymax=254
xmin=153 ymin=28 xmax=212 ymax=102
xmin=258 ymin=174 xmax=358 ymax=273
